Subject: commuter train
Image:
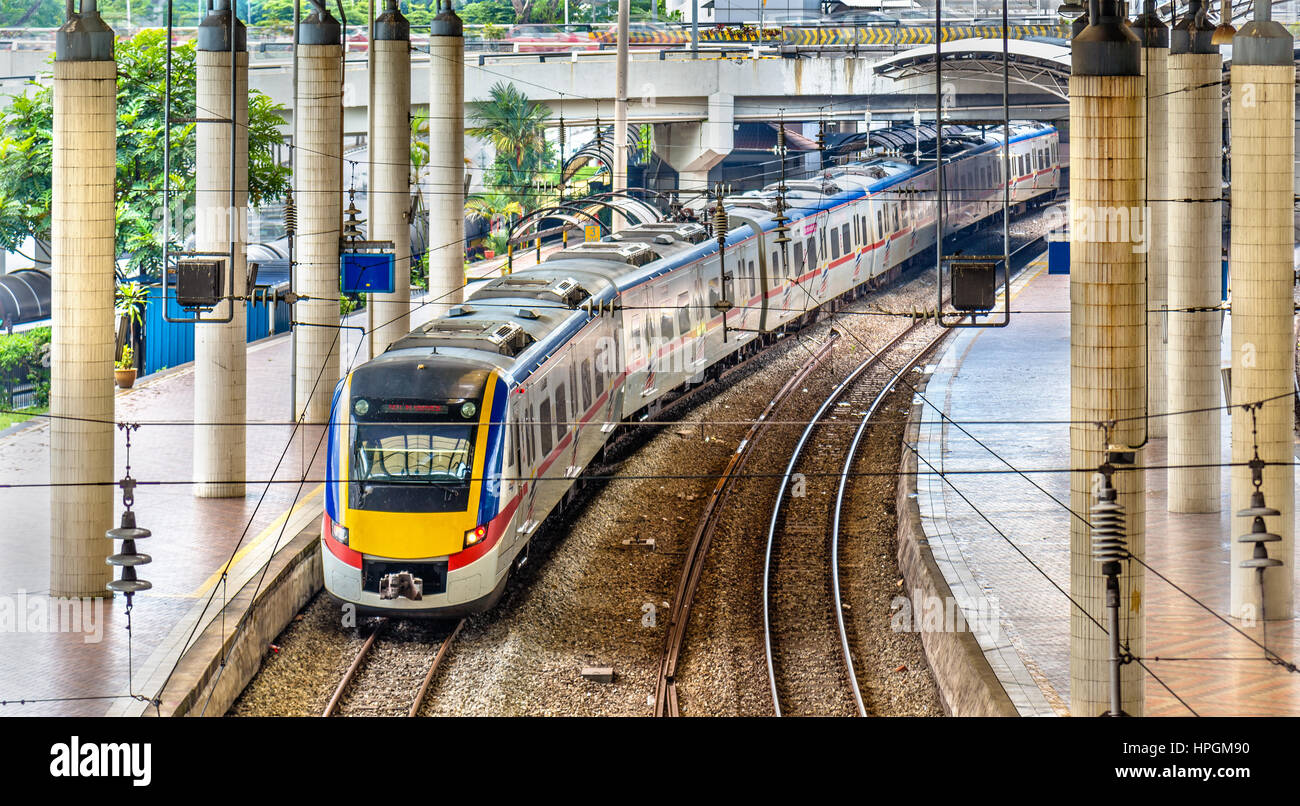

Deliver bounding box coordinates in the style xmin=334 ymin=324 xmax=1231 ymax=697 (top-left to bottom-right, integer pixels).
xmin=321 ymin=120 xmax=1060 ymax=616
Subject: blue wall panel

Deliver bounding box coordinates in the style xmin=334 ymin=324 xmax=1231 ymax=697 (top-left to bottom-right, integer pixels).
xmin=142 ymin=284 xmax=288 ymax=376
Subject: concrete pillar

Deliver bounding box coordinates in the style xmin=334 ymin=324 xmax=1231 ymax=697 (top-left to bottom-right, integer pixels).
xmin=1229 ymin=7 xmax=1294 ymax=620
xmin=1068 ymin=4 xmax=1146 ymax=716
xmin=369 ymin=2 xmax=411 ymax=354
xmin=427 ymin=3 xmax=465 ymax=315
xmin=1134 ymin=3 xmax=1168 ymax=439
xmin=612 ymin=0 xmax=629 ymax=231
xmin=652 ymin=95 xmax=733 ymax=199
xmin=677 ymin=170 xmax=711 ymax=195
xmin=294 ymin=7 xmax=342 ymax=423
xmin=193 ymin=2 xmax=248 ymax=498
xmin=1166 ymin=4 xmax=1223 ymax=512
xmin=49 ymin=2 xmax=115 ymax=598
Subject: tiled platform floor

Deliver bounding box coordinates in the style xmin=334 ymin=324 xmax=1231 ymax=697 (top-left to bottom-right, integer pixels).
xmin=914 ymin=267 xmax=1300 ymax=716
xmin=0 ymin=279 xmax=484 ymax=716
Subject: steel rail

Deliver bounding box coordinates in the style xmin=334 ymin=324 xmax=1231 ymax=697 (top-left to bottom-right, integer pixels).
xmin=322 ymin=617 xmax=387 ymax=717
xmin=408 ymin=618 xmax=465 ymax=717
xmin=653 ymin=331 xmax=841 ymax=717
xmin=829 ymin=325 xmax=948 ymax=717
xmin=322 ymin=615 xmax=465 ymax=718
xmin=762 ymin=319 xmax=926 ymax=716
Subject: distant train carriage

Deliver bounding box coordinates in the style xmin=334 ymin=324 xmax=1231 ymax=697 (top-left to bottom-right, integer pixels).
xmin=321 ymin=120 xmax=1060 ymax=616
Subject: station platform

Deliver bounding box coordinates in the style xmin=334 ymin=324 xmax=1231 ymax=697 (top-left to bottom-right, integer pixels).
xmin=914 ymin=266 xmax=1300 ymax=716
xmin=0 ymin=252 xmax=534 ymax=715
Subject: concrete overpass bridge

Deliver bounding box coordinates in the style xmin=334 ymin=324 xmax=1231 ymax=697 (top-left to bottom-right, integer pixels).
xmin=245 ymin=38 xmax=1071 ymax=190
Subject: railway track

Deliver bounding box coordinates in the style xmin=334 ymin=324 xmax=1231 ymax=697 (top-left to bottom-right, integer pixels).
xmin=652 ymin=330 xmax=841 ymax=717
xmin=322 ymin=617 xmax=465 ymax=717
xmin=763 ymin=320 xmax=946 ymax=716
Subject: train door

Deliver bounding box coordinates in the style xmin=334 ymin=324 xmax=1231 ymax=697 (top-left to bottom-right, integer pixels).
xmin=596 ymin=319 xmax=622 ymax=433
xmin=688 ymin=276 xmax=705 ymax=373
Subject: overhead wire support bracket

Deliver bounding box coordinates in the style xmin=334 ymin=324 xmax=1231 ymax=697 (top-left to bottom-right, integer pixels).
xmin=934 ymin=0 xmax=1014 ymax=330
xmin=161 ymin=0 xmax=242 ymax=324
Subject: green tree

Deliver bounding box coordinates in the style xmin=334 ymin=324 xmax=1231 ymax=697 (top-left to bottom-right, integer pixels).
xmin=466 ymin=81 xmax=553 ymax=210
xmin=0 ymin=29 xmax=291 ymax=278
xmin=465 ymin=191 xmax=524 ymax=233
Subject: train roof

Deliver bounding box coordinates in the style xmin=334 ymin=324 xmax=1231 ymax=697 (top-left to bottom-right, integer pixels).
xmin=374 ymin=120 xmax=1057 ymax=384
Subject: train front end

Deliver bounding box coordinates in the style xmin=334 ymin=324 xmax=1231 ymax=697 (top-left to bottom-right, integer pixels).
xmin=321 ymin=354 xmax=511 ymax=616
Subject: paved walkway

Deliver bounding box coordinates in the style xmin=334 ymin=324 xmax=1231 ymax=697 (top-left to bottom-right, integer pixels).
xmin=0 ymin=260 xmax=512 ymax=715
xmin=914 ymin=266 xmax=1300 ymax=716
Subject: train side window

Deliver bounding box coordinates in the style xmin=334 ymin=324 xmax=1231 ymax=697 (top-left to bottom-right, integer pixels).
xmin=660 ymin=311 xmax=674 ymax=340
xmin=538 ymin=398 xmax=553 ymax=457
xmin=807 ymin=237 xmax=818 ymax=270
xmin=770 ymin=250 xmax=779 ymax=280
xmin=676 ymin=291 xmax=691 ymax=333
xmin=748 ymin=261 xmax=756 ymax=298
xmin=793 ymin=241 xmax=804 ymax=272
xmin=554 ymin=384 xmax=567 ymax=445
xmin=630 ymin=315 xmax=643 ymax=361
xmin=580 ymin=357 xmax=593 ymax=412
xmin=876 ymin=209 xmax=884 ymax=238
xmin=593 ymin=345 xmax=607 ymax=398
xmin=708 ymin=276 xmax=720 ymax=307
xmin=830 ymin=228 xmax=840 ymax=260
xmin=841 ymin=223 xmax=850 ymax=253
xmin=892 ymin=205 xmax=900 ymax=231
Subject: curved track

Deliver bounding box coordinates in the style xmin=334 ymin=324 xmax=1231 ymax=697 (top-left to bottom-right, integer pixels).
xmin=762 ymin=321 xmax=946 ymax=716
xmin=652 ymin=331 xmax=841 ymax=717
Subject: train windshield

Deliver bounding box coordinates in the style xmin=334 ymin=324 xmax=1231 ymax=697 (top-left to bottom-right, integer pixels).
xmin=350 ymin=422 xmax=477 ymax=513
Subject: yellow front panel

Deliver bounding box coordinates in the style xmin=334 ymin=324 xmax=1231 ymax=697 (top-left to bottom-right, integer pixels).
xmin=344 ymin=373 xmax=497 ymax=560
xmin=347 ymin=507 xmax=474 ymax=559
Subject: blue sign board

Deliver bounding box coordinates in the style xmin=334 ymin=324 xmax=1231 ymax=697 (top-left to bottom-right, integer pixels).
xmin=342 ymin=253 xmax=395 ymax=294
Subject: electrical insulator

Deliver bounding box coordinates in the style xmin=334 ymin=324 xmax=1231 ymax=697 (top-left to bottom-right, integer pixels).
xmin=1237 ymin=445 xmax=1284 ymax=573
xmin=1090 ymin=479 xmax=1128 ymax=565
xmin=713 ymin=202 xmax=728 ymax=244
xmin=342 ymin=194 xmax=365 ymax=242
xmin=106 ymin=473 xmax=151 ymax=601
xmin=283 ymin=194 xmax=297 ymax=237
xmin=106 ymin=509 xmax=152 ymax=598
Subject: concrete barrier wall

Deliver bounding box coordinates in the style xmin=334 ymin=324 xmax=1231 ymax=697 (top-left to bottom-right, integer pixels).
xmin=149 ymin=525 xmax=322 ymax=717
xmin=896 ymin=392 xmax=1019 ymax=717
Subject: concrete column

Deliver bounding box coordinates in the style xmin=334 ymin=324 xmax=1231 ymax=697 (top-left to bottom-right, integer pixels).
xmin=1134 ymin=3 xmax=1168 ymax=439
xmin=612 ymin=0 xmax=629 ymax=231
xmin=294 ymin=7 xmax=342 ymax=423
xmin=193 ymin=3 xmax=248 ymax=498
xmin=369 ymin=2 xmax=411 ymax=354
xmin=1229 ymin=8 xmax=1294 ymax=620
xmin=677 ymin=170 xmax=711 ymax=195
xmin=652 ymin=96 xmax=733 ymax=200
xmin=427 ymin=3 xmax=465 ymax=316
xmin=50 ymin=3 xmax=115 ymax=597
xmin=1167 ymin=5 xmax=1222 ymax=512
xmin=1068 ymin=5 xmax=1146 ymax=716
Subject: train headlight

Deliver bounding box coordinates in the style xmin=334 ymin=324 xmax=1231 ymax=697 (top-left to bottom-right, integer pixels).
xmin=464 ymin=525 xmax=487 ymax=548
xmin=331 ymin=519 xmax=349 ymax=547
xmin=353 ymin=398 xmax=370 ymax=416
xmin=460 ymin=401 xmax=478 ymax=419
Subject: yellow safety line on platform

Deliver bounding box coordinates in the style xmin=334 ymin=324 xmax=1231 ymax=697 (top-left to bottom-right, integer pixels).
xmin=190 ymin=484 xmax=324 ymax=598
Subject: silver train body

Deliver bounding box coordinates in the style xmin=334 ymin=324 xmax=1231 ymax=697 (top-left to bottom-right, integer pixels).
xmin=321 ymin=121 xmax=1061 ymax=616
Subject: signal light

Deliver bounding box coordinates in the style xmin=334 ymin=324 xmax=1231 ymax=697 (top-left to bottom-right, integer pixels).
xmin=464 ymin=525 xmax=488 ymax=548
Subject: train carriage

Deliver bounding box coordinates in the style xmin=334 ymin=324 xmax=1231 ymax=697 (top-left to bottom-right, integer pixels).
xmin=322 ymin=120 xmax=1060 ymax=616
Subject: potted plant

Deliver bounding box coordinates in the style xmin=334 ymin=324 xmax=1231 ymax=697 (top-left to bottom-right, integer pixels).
xmin=114 ymin=280 xmax=148 ymax=384
xmin=115 ymin=345 xmax=137 ymax=389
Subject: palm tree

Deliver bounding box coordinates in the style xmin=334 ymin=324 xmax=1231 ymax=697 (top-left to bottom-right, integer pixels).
xmin=466 ymin=82 xmax=553 ymax=210
xmin=465 ymin=191 xmax=525 ymax=234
